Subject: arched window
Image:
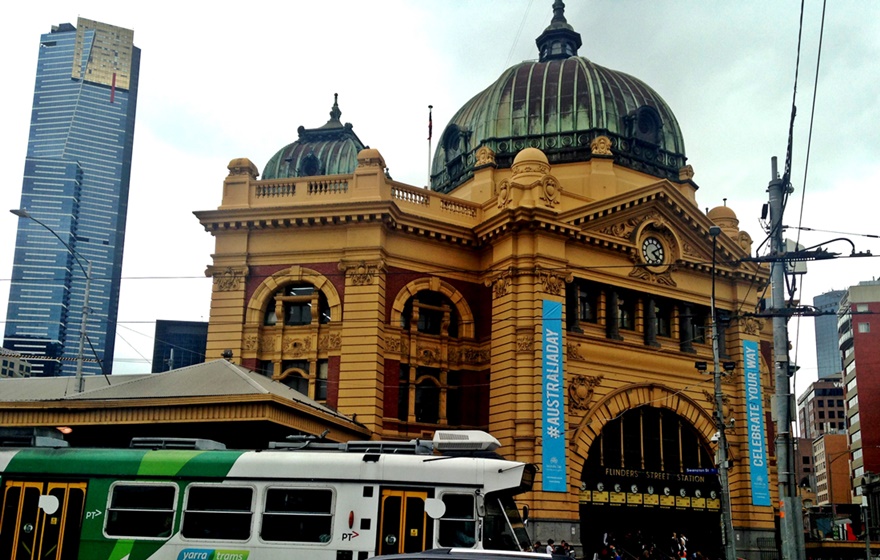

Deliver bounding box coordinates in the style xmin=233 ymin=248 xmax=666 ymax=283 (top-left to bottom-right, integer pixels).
xmin=279 ymin=360 xmax=309 ymax=395
xmin=401 ymin=290 xmax=459 ymax=338
xmin=264 ymin=283 xmax=331 ymax=326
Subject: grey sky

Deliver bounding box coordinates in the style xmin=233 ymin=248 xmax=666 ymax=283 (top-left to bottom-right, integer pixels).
xmin=1 ymin=1 xmax=878 ymax=407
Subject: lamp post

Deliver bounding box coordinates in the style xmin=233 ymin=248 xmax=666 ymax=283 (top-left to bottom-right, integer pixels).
xmin=709 ymin=225 xmax=737 ymax=560
xmin=11 ymin=208 xmax=91 ymax=393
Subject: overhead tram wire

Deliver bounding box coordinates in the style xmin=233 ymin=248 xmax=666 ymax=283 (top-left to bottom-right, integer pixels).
xmin=789 ymin=0 xmax=827 ymax=389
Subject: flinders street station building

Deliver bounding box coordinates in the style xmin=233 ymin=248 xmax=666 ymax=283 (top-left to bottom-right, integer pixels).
xmin=196 ymin=3 xmax=777 ymax=558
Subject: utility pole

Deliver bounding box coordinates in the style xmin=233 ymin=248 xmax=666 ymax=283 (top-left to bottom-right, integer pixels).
xmin=768 ymin=157 xmax=806 ymax=560
xmin=710 ymin=225 xmax=737 ymax=560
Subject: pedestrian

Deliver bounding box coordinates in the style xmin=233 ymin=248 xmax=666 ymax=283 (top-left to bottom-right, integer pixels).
xmin=534 ymin=541 xmax=543 ymax=553
xmin=547 ymin=539 xmax=556 ymax=555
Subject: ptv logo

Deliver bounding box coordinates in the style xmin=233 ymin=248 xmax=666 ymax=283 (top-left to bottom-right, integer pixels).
xmin=341 ymin=531 xmax=360 ymax=541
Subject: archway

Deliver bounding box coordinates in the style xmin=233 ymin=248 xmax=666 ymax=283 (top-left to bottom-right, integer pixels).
xmin=578 ymin=405 xmax=722 ymax=560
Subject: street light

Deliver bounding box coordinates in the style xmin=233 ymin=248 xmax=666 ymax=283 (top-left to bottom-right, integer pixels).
xmin=710 ymin=225 xmax=737 ymax=560
xmin=11 ymin=208 xmax=92 ymax=393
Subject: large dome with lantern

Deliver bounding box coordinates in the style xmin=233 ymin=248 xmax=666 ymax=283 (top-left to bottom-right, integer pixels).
xmin=430 ymin=1 xmax=687 ymax=194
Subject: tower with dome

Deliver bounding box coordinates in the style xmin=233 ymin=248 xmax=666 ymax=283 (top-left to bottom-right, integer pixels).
xmin=197 ymin=2 xmax=776 ymax=557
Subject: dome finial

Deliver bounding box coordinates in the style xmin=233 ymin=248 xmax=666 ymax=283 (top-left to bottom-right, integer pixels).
xmin=320 ymin=93 xmax=344 ymax=130
xmin=536 ymin=0 xmax=582 ymax=62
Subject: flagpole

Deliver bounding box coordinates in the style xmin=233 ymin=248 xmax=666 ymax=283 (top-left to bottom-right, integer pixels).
xmin=427 ymin=105 xmax=433 ymax=189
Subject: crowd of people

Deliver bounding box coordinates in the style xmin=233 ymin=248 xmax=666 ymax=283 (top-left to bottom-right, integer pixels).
xmin=532 ymin=538 xmax=576 ymax=557
xmin=592 ymin=531 xmax=708 ymax=560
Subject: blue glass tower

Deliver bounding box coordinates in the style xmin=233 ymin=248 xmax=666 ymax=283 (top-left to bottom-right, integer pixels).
xmin=4 ymin=18 xmax=140 ymax=377
xmin=813 ymin=290 xmax=846 ymax=379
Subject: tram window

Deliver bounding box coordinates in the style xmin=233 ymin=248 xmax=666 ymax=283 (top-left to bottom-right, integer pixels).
xmin=182 ymin=485 xmax=253 ymax=541
xmin=438 ymin=493 xmax=476 ymax=548
xmin=261 ymin=488 xmax=333 ymax=543
xmin=105 ymin=483 xmax=176 ymax=539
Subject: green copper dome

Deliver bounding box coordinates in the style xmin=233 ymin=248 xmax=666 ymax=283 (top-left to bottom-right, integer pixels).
xmin=263 ymin=95 xmax=367 ymax=180
xmin=430 ymin=1 xmax=686 ymax=193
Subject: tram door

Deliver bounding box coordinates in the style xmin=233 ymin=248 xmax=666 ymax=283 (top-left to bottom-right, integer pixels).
xmin=378 ymin=489 xmax=430 ymax=555
xmin=0 ymin=480 xmax=86 ymax=560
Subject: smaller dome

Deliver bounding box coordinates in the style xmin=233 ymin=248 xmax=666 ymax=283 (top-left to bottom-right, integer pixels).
xmin=708 ymin=203 xmax=739 ymax=236
xmin=513 ymin=147 xmax=549 ymax=165
xmin=263 ymin=94 xmax=367 ymax=180
xmin=707 ymin=204 xmax=737 ymax=221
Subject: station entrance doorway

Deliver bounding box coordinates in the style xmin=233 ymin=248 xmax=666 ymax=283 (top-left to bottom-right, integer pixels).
xmin=579 ymin=406 xmax=723 ymax=559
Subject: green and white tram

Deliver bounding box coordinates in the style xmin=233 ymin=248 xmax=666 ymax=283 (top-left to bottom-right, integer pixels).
xmin=0 ymin=430 xmax=534 ymax=560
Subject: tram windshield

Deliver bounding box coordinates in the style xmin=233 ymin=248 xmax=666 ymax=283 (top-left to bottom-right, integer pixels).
xmin=483 ymin=494 xmax=531 ymax=551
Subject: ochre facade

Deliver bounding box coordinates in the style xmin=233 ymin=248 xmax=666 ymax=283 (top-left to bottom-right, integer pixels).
xmin=197 ymin=144 xmax=777 ymax=557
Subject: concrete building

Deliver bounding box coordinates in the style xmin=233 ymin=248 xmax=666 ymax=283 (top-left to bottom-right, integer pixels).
xmin=813 ymin=433 xmax=852 ymax=507
xmin=4 ymin=18 xmax=140 ymax=377
xmin=196 ymin=5 xmax=777 ymax=558
xmin=797 ymin=377 xmax=846 ymax=440
xmin=0 ymin=351 xmax=32 ymax=379
xmin=839 ymin=281 xmax=880 ymax=497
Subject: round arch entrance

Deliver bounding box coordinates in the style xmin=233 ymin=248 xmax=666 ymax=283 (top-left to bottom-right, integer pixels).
xmin=579 ymin=406 xmax=722 ymax=559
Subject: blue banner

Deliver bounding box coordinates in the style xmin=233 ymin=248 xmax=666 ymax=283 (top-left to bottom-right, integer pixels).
xmin=743 ymin=339 xmax=771 ymax=506
xmin=542 ymin=299 xmax=567 ymax=492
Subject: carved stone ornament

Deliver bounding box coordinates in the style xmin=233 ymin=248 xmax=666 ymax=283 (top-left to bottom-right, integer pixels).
xmin=590 ymin=135 xmax=613 ymax=156
xmin=283 ymin=336 xmax=312 ymax=357
xmin=567 ymin=343 xmax=585 ymax=361
xmin=210 ymin=266 xmax=247 ymax=292
xmin=484 ymin=266 xmax=518 ymax=298
xmin=516 ymin=336 xmax=534 ymax=353
xmin=227 ymin=158 xmax=258 ymax=178
xmin=536 ymin=266 xmax=573 ymax=295
xmin=733 ymin=317 xmax=765 ymax=336
xmin=448 ymin=347 xmax=490 ymax=365
xmin=339 ymin=259 xmax=385 ymax=286
xmin=260 ymin=335 xmax=275 ymax=352
xmin=386 ymin=336 xmax=403 ymax=354
xmin=540 ymin=175 xmax=561 ymax=207
xmin=629 ymin=264 xmax=677 ymax=287
xmin=679 ymin=164 xmax=695 ymax=181
xmin=601 ymin=217 xmax=642 ymax=239
xmin=417 ymin=345 xmax=440 ymax=365
xmin=569 ymin=374 xmax=603 ymax=411
xmin=475 ymin=145 xmax=497 ymax=167
xmin=496 ymin=178 xmax=512 ymax=209
xmin=702 ymin=390 xmax=733 ymax=430
xmin=243 ymin=335 xmax=259 ymax=352
xmin=318 ymin=333 xmax=342 ymax=351
xmin=682 ymin=241 xmax=701 ymax=259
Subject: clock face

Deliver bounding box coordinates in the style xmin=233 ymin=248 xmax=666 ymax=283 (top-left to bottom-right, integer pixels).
xmin=642 ymin=236 xmax=665 ymax=265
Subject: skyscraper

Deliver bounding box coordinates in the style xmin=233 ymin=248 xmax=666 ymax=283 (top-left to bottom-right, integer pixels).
xmin=4 ymin=18 xmax=140 ymax=377
xmin=813 ymin=290 xmax=846 ymax=379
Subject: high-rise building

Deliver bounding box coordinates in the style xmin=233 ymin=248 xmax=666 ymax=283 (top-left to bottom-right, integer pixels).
xmin=151 ymin=320 xmax=209 ymax=373
xmin=5 ymin=18 xmax=140 ymax=377
xmin=814 ymin=290 xmax=846 ymax=379
xmin=839 ymin=281 xmax=880 ymax=497
xmin=797 ymin=377 xmax=846 ymax=440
